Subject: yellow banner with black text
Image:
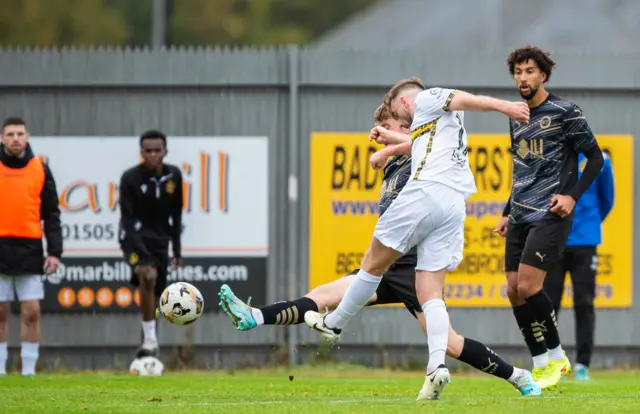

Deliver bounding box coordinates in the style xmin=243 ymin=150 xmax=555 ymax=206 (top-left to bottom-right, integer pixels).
xmin=308 ymin=132 xmax=634 ymax=308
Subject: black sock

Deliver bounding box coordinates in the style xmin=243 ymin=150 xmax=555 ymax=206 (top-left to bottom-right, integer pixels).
xmin=513 ymin=302 xmax=548 ymax=357
xmin=525 ymin=289 xmax=561 ymax=350
xmin=457 ymin=337 xmax=515 ymax=381
xmin=259 ymin=297 xmax=318 ymax=325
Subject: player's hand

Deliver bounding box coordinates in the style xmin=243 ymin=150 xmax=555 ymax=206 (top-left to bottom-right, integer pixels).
xmin=370 ymin=149 xmax=389 ymax=170
xmin=369 ymin=125 xmax=390 ymax=145
xmin=370 ymin=125 xmax=403 ymax=146
xmin=502 ymin=102 xmax=530 ymax=123
xmin=493 ymin=216 xmax=509 ymax=237
xmin=550 ymin=194 xmax=576 ymax=218
xmin=43 ymin=256 xmax=61 ymax=275
xmin=171 ymin=257 xmax=182 ymax=270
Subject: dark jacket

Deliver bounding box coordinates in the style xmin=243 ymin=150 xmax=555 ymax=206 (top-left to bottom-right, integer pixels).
xmin=118 ymin=163 xmax=183 ymax=261
xmin=0 ymin=143 xmax=63 ymax=275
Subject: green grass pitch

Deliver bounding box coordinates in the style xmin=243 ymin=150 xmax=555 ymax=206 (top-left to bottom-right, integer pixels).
xmin=2 ymin=366 xmax=640 ymax=413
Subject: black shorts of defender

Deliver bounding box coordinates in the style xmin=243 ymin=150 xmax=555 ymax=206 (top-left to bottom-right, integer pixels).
xmin=349 ymin=261 xmax=422 ymax=318
xmin=505 ymin=217 xmax=573 ymax=273
xmin=121 ymin=241 xmax=169 ymax=298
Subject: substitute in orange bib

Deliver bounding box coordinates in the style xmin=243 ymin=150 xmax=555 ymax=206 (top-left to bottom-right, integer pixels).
xmin=0 ymin=117 xmax=63 ymax=376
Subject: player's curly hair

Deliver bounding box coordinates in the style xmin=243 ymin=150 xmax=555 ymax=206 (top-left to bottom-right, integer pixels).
xmin=383 ymin=76 xmax=425 ymax=107
xmin=507 ymin=45 xmax=556 ymax=83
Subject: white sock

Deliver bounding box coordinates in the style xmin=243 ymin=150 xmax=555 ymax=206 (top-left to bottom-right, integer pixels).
xmin=548 ymin=345 xmax=564 ymax=361
xmin=0 ymin=342 xmax=7 ymax=375
xmin=423 ymin=299 xmax=449 ymax=373
xmin=21 ymin=342 xmax=38 ymax=376
xmin=141 ymin=320 xmax=157 ymax=348
xmin=532 ymin=352 xmax=549 ymax=369
xmin=324 ymin=269 xmax=382 ymax=330
xmin=250 ymin=308 xmax=265 ymax=326
xmin=507 ymin=367 xmax=525 ymax=384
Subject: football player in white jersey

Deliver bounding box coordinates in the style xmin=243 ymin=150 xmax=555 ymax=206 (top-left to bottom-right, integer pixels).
xmin=305 ymin=77 xmax=529 ymax=401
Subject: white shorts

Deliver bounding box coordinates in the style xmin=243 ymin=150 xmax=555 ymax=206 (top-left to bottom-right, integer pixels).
xmin=374 ymin=180 xmax=465 ymax=272
xmin=0 ymin=275 xmax=45 ymax=302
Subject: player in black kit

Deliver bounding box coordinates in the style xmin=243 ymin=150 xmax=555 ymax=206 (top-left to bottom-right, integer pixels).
xmin=219 ymin=102 xmax=541 ymax=396
xmin=494 ymin=46 xmax=604 ymax=390
xmin=118 ymin=130 xmax=184 ymax=358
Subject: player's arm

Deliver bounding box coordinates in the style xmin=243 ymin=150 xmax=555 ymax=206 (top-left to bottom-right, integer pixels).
xmin=40 ymin=162 xmax=63 ymax=259
xmin=564 ymin=106 xmax=605 ymax=202
xmin=447 ymin=90 xmax=505 ymax=112
xmin=170 ymin=169 xmax=184 ymax=260
xmin=501 ymin=123 xmax=515 ymax=218
xmin=381 ymin=140 xmax=412 ymax=156
xmin=369 ymin=140 xmax=412 ymax=169
xmin=502 ymin=195 xmax=511 ymax=217
xmin=119 ymin=173 xmax=152 ymax=260
xmin=381 ymin=130 xmax=411 ymax=145
xmin=369 ymin=127 xmax=410 ymax=146
xmin=431 ymin=90 xmax=529 ymax=123
xmin=596 ymin=154 xmax=614 ymax=221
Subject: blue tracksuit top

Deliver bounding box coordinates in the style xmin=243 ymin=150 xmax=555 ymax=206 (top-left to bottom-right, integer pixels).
xmin=566 ymin=151 xmax=614 ymax=247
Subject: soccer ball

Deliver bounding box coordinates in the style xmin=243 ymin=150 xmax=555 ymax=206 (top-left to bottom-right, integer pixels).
xmin=157 ymin=282 xmax=204 ymax=325
xmin=129 ymin=356 xmax=164 ymax=376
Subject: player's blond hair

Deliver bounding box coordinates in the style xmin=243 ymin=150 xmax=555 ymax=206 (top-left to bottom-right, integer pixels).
xmin=373 ymin=103 xmax=393 ymax=123
xmin=383 ymin=76 xmax=425 ymax=107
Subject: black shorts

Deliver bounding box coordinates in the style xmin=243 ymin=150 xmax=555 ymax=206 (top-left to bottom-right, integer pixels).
xmin=120 ymin=240 xmax=169 ymax=298
xmin=349 ymin=260 xmax=422 ymax=318
xmin=505 ymin=217 xmax=572 ymax=273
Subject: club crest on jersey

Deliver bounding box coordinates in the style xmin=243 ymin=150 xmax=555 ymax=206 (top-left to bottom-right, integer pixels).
xmin=166 ymin=180 xmax=175 ymax=195
xmin=539 ymin=116 xmax=552 ymax=129
xmin=516 ymin=138 xmax=545 ymax=160
xmin=129 ymin=252 xmax=139 ymax=265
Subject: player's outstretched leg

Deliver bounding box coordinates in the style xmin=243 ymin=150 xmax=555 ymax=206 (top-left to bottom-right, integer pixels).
xmin=305 ymin=237 xmax=402 ymax=346
xmin=414 ymin=314 xmax=540 ymax=396
xmin=219 ymin=284 xmax=319 ymax=331
xmin=219 ymin=275 xmax=367 ymax=331
xmin=219 ymin=284 xmax=257 ymax=331
xmin=451 ymin=334 xmax=541 ymax=396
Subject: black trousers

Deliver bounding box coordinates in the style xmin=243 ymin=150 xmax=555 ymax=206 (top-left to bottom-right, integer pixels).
xmin=544 ymin=246 xmax=597 ymax=367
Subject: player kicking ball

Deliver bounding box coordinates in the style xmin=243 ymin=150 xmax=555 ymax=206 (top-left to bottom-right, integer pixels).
xmin=219 ymin=101 xmax=540 ymax=397
xmin=301 ymin=78 xmax=529 ymax=400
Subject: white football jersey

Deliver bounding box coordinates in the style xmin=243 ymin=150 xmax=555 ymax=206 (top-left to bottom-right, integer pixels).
xmin=410 ymin=87 xmax=477 ymax=199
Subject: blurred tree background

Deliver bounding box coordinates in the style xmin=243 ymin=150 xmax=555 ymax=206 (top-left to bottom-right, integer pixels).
xmin=0 ymin=0 xmax=380 ymax=47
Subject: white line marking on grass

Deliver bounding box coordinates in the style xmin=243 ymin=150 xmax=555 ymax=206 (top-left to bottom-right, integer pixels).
xmin=5 ymin=394 xmax=640 ymax=410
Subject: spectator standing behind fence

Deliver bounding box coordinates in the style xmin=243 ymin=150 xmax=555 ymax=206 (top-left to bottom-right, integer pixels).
xmin=0 ymin=117 xmax=63 ymax=376
xmin=544 ymin=150 xmax=614 ymax=381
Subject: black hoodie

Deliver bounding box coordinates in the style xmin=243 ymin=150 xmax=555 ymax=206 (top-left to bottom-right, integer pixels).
xmin=0 ymin=143 xmax=63 ymax=275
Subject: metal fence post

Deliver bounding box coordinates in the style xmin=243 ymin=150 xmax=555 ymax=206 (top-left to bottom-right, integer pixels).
xmin=286 ymin=44 xmax=300 ymax=366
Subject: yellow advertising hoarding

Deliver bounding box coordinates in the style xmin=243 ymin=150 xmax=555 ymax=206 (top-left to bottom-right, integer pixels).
xmin=308 ymin=132 xmax=634 ymax=308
